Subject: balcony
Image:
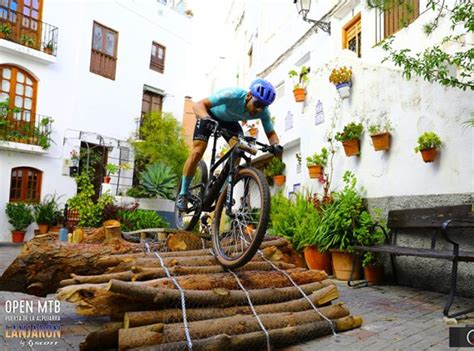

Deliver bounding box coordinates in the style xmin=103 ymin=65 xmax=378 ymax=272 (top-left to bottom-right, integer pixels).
xmin=0 ymin=106 xmax=53 ymax=153
xmin=0 ymin=7 xmax=58 ymax=57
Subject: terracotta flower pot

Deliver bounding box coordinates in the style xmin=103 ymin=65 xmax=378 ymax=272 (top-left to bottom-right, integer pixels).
xmin=104 ymin=175 xmax=111 ymax=183
xmin=370 ymin=132 xmax=391 ymax=151
xmin=293 ymin=88 xmax=306 ymax=102
xmin=307 ymin=165 xmax=323 ymax=179
xmin=12 ymin=230 xmax=26 ymax=243
xmin=364 ymin=264 xmax=384 ymax=285
xmin=420 ymin=148 xmax=438 ymax=163
xmin=273 ymin=175 xmax=285 ymax=186
xmin=49 ymin=225 xmax=62 ymax=234
xmin=44 ymin=47 xmax=53 ymax=55
xmin=342 ymin=139 xmax=360 ymax=157
xmin=330 ymin=249 xmax=361 ymax=281
xmin=38 ymin=224 xmax=49 ymax=235
xmin=304 ymin=246 xmax=332 ymax=274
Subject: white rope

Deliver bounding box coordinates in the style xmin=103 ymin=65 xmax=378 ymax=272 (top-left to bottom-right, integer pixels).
xmin=228 ymin=270 xmax=271 ymax=351
xmin=145 ymin=242 xmax=193 ymax=350
xmin=257 ymin=249 xmax=337 ymax=337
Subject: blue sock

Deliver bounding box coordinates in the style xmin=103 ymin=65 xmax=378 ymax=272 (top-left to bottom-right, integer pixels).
xmin=179 ymin=176 xmax=192 ymax=196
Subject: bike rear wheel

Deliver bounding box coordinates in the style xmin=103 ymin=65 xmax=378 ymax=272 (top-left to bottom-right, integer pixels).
xmin=212 ymin=167 xmax=270 ymax=269
xmin=174 ymin=160 xmax=208 ymax=231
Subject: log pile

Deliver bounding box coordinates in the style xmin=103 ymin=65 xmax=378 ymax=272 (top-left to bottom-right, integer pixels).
xmin=0 ymin=230 xmax=362 ymax=350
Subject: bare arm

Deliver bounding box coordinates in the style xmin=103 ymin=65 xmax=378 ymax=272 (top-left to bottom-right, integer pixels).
xmin=192 ymin=98 xmax=213 ymax=119
xmin=266 ymin=130 xmax=280 ymax=145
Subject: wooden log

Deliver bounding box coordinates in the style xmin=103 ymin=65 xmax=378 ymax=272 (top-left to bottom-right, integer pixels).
xmin=79 ymin=322 xmax=122 ymax=351
xmin=118 ymin=303 xmax=350 ymax=349
xmin=108 ymin=279 xmax=335 ymax=308
xmin=138 ymin=316 xmax=363 ymax=351
xmin=59 ymin=271 xmax=135 ymax=287
xmin=167 ymin=232 xmax=206 ymax=251
xmin=124 ymin=284 xmax=338 ymax=327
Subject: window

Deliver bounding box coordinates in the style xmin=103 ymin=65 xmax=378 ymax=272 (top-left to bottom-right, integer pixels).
xmin=150 ymin=42 xmax=166 ymax=73
xmin=9 ymin=167 xmax=42 ymax=203
xmin=0 ymin=64 xmax=37 ymax=130
xmin=382 ymin=0 xmax=419 ymax=39
xmin=343 ymin=13 xmax=361 ymax=58
xmin=141 ymin=90 xmax=163 ymax=115
xmin=90 ymin=21 xmax=118 ymax=80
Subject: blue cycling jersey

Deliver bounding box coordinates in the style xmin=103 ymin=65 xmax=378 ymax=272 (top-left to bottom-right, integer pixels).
xmin=208 ymin=87 xmax=274 ymax=134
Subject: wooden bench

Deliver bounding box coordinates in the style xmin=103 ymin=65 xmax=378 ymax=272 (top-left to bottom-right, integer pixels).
xmin=349 ymin=204 xmax=474 ymax=318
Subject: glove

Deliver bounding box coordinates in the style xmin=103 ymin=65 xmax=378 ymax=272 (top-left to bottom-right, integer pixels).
xmin=271 ymin=144 xmax=283 ymax=156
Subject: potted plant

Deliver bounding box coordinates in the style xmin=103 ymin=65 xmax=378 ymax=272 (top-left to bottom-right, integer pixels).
xmin=69 ymin=150 xmax=80 ymax=176
xmin=104 ymin=163 xmax=130 ymax=183
xmin=306 ymin=147 xmax=328 ymax=179
xmin=0 ymin=23 xmax=12 ymax=40
xmin=43 ymin=40 xmax=54 ymax=54
xmin=335 ymin=122 xmax=363 ymax=157
xmin=246 ymin=121 xmax=260 ymax=137
xmin=20 ymin=34 xmax=36 ymax=48
xmin=414 ymin=131 xmax=442 ymax=163
xmin=5 ymin=202 xmax=34 ymax=243
xmin=33 ymin=194 xmax=62 ymax=234
xmin=329 ymin=66 xmax=352 ymax=99
xmin=367 ymin=117 xmax=393 ymax=151
xmin=264 ymin=157 xmax=286 ymax=186
xmin=289 ymin=66 xmax=310 ymax=102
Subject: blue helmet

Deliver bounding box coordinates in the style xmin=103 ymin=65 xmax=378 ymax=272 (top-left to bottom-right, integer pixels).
xmin=249 ymin=79 xmax=276 ymax=106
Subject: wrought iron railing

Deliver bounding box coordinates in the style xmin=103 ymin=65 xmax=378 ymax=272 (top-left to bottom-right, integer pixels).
xmin=0 ymin=107 xmax=53 ymax=149
xmin=0 ymin=7 xmax=59 ymax=56
xmin=375 ymin=0 xmax=419 ymax=43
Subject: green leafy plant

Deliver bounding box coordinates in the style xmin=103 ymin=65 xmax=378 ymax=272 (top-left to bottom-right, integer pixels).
xmin=117 ymin=209 xmax=168 ymax=232
xmin=288 ymin=66 xmax=310 ymax=90
xmin=43 ymin=40 xmax=54 ymax=52
xmin=138 ymin=163 xmax=177 ymax=199
xmin=335 ymin=123 xmax=364 ymax=142
xmin=33 ymin=194 xmax=62 ymax=225
xmin=366 ymin=115 xmax=393 ymax=135
xmin=414 ymin=131 xmax=442 ymax=152
xmin=264 ymin=157 xmax=286 ymax=177
xmin=0 ymin=23 xmax=12 ymax=39
xmin=306 ymin=147 xmax=328 ymax=167
xmin=354 ymin=209 xmax=387 ymax=266
xmin=329 ymin=66 xmax=352 ymax=85
xmin=295 ymin=153 xmax=302 ymax=168
xmin=5 ymin=203 xmax=34 ymax=231
xmin=20 ymin=34 xmax=35 ymax=47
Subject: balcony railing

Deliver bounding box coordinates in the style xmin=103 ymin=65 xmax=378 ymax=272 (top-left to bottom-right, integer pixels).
xmin=0 ymin=7 xmax=58 ymax=56
xmin=0 ymin=107 xmax=53 ymax=149
xmin=375 ymin=0 xmax=419 ymax=43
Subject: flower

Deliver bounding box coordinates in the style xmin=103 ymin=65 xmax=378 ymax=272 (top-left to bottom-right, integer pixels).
xmin=329 ymin=66 xmax=352 ymax=85
xmin=70 ymin=150 xmax=79 ymax=160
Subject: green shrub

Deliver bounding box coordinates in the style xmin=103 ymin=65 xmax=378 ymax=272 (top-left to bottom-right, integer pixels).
xmin=118 ymin=209 xmax=168 ymax=232
xmin=5 ymin=203 xmax=34 ymax=231
xmin=264 ymin=157 xmax=286 ymax=178
xmin=306 ymin=147 xmax=328 ymax=167
xmin=34 ymin=194 xmax=62 ymax=225
xmin=414 ymin=131 xmax=442 ymax=152
xmin=335 ymin=122 xmax=363 ymax=142
xmin=139 ymin=163 xmax=177 ymax=199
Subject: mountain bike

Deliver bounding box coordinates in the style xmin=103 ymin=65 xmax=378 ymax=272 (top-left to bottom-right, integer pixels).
xmin=174 ymin=119 xmax=280 ymax=269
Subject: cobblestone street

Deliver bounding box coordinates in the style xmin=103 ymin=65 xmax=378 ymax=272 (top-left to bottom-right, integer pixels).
xmin=1 ymin=243 xmax=473 ymax=350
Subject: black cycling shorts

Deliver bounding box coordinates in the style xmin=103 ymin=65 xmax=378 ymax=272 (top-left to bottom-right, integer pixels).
xmin=193 ymin=116 xmax=243 ymax=143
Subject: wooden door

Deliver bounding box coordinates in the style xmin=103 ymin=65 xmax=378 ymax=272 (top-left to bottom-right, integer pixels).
xmin=1 ymin=0 xmax=43 ymax=49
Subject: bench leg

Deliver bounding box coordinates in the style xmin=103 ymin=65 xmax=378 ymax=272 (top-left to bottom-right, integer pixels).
xmin=443 ymin=259 xmax=474 ymax=319
xmin=347 ymin=254 xmax=368 ymax=288
xmin=390 ymin=253 xmax=398 ymax=284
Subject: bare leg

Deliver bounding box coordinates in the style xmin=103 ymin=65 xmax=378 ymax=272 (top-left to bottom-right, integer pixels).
xmin=183 ymin=140 xmax=208 ymax=177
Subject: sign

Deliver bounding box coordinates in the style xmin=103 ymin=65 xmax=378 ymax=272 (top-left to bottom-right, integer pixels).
xmin=314 ymin=100 xmax=325 ymax=125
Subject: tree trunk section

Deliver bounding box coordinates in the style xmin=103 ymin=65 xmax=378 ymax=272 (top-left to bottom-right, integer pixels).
xmin=79 ymin=322 xmax=122 ymax=351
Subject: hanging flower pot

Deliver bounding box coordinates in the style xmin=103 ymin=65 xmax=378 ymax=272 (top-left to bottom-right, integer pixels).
xmin=104 ymin=175 xmax=111 ymax=184
xmin=293 ymin=88 xmax=306 ymax=102
xmin=370 ymin=132 xmax=391 ymax=151
xmin=249 ymin=127 xmax=258 ymax=137
xmin=336 ymin=82 xmax=351 ymax=99
xmin=12 ymin=230 xmax=26 ymax=243
xmin=420 ymin=148 xmax=438 ymax=163
xmin=273 ymin=175 xmax=286 ymax=186
xmin=304 ymin=246 xmax=332 ymax=274
xmin=307 ymin=165 xmax=323 ymax=179
xmin=342 ymin=139 xmax=360 ymax=157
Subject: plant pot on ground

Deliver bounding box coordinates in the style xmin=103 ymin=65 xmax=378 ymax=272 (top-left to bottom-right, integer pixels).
xmin=364 ymin=264 xmax=384 ymax=284
xmin=414 ymin=131 xmax=442 ymax=163
xmin=306 ymin=147 xmax=328 ymax=179
xmin=5 ymin=202 xmax=34 ymax=243
xmin=303 ymin=246 xmax=332 ymax=275
xmin=330 ymin=249 xmax=361 ymax=281
xmin=34 ymin=194 xmax=61 ymax=235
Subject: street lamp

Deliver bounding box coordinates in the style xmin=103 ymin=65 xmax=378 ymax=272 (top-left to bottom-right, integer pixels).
xmin=294 ymin=0 xmax=331 ymax=34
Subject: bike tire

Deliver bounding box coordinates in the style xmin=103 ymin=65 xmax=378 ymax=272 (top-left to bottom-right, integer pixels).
xmin=212 ymin=167 xmax=270 ymax=269
xmin=174 ymin=160 xmax=208 ymax=231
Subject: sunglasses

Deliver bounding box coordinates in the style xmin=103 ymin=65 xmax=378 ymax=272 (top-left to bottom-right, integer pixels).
xmin=252 ymin=98 xmax=268 ymax=109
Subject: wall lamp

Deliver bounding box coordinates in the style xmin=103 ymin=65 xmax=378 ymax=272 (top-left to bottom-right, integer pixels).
xmin=294 ymin=0 xmax=331 ymax=34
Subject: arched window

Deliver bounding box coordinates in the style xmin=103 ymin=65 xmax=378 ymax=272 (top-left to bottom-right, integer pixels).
xmin=9 ymin=167 xmax=42 ymax=203
xmin=0 ymin=64 xmax=38 ymax=130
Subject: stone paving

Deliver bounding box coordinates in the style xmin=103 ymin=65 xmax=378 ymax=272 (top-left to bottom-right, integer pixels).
xmin=1 ymin=243 xmax=473 ymax=350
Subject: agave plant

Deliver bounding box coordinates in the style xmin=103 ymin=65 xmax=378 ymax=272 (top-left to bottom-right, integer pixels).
xmin=139 ymin=163 xmax=177 ymax=199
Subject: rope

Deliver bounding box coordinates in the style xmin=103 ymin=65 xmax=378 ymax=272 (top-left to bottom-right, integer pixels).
xmin=145 ymin=242 xmax=193 ymax=350
xmin=228 ymin=270 xmax=271 ymax=351
xmin=257 ymin=249 xmax=337 ymax=336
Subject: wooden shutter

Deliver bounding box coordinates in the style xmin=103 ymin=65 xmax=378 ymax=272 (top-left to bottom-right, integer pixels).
xmin=150 ymin=42 xmax=165 ymax=73
xmin=384 ymin=0 xmax=419 ymax=38
xmin=90 ymin=21 xmax=118 ymax=80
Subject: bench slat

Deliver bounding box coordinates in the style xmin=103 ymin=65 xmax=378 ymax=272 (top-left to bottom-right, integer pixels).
xmin=353 ymin=245 xmax=474 ymax=262
xmin=387 ymin=205 xmax=472 ymax=229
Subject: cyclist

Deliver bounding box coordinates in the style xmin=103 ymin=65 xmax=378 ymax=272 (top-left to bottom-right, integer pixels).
xmin=177 ymin=78 xmax=283 ymax=210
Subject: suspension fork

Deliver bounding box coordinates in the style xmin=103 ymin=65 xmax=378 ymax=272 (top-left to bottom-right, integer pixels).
xmin=225 ymin=151 xmax=237 ymax=216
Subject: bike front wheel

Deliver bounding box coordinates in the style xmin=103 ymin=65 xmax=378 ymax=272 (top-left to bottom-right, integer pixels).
xmin=212 ymin=167 xmax=270 ymax=269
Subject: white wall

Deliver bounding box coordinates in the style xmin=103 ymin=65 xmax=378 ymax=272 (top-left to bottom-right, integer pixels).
xmin=0 ymin=0 xmax=193 ymax=241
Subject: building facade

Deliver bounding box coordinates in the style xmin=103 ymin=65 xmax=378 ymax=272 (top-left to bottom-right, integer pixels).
xmin=0 ymin=0 xmax=193 ymax=241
